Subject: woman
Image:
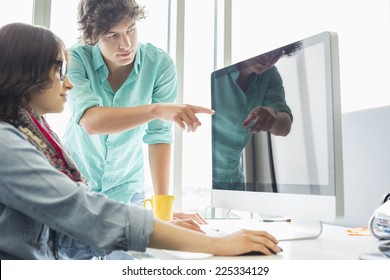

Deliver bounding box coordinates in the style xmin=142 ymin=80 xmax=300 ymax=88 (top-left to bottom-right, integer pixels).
xmin=0 ymin=22 xmax=280 ymax=259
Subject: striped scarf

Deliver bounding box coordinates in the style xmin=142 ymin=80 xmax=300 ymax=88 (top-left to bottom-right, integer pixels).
xmin=16 ymin=107 xmax=86 ymax=184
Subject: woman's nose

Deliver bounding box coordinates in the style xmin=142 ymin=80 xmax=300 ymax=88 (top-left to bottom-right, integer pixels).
xmin=64 ymin=76 xmax=73 ymax=90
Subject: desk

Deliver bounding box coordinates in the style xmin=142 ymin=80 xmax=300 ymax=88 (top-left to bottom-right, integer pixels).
xmin=147 ymin=224 xmax=383 ymax=260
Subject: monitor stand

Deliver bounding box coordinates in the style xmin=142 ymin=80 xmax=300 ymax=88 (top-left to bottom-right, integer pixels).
xmin=204 ymin=207 xmax=323 ymax=241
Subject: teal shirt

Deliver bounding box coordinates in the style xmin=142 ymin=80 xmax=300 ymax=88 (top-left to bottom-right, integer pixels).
xmin=212 ymin=65 xmax=292 ymax=190
xmin=63 ymin=43 xmax=177 ymax=203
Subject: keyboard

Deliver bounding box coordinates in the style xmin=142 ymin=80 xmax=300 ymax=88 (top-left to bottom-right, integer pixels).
xmin=202 ymin=219 xmax=323 ymax=241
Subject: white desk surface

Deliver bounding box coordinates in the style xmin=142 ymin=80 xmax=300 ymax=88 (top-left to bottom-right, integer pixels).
xmin=147 ymin=223 xmax=383 ymax=260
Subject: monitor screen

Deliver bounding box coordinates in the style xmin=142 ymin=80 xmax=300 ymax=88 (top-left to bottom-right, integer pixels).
xmin=211 ymin=31 xmax=344 ymax=223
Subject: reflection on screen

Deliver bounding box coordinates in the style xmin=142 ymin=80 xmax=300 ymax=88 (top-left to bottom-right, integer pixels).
xmin=212 ymin=38 xmax=335 ymax=196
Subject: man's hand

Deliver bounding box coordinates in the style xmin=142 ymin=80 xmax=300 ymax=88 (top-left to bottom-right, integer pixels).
xmin=242 ymin=106 xmax=277 ymax=133
xmin=173 ymin=212 xmax=207 ymax=224
xmin=153 ymin=104 xmax=215 ymax=132
xmin=169 ymin=212 xmax=208 ymax=233
xmin=170 ymin=219 xmax=205 ymax=233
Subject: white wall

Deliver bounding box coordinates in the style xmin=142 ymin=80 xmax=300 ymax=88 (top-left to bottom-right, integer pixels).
xmin=339 ymin=105 xmax=390 ymax=226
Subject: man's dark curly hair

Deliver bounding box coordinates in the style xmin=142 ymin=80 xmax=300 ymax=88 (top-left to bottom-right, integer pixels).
xmin=77 ymin=0 xmax=146 ymax=45
xmin=273 ymin=41 xmax=302 ymax=58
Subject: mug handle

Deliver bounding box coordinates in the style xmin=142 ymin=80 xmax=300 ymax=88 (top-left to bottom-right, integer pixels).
xmin=144 ymin=198 xmax=152 ymax=209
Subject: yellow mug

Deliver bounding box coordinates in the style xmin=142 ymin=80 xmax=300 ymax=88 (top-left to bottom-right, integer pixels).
xmin=143 ymin=194 xmax=175 ymax=221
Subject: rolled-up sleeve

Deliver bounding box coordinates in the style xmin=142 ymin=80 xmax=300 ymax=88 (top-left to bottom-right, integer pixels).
xmin=143 ymin=53 xmax=177 ymax=144
xmin=68 ymin=47 xmax=102 ymax=125
xmin=263 ymin=66 xmax=293 ymax=120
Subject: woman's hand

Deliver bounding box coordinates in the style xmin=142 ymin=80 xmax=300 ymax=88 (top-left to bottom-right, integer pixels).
xmin=212 ymin=229 xmax=281 ymax=256
xmin=149 ymin=219 xmax=280 ymax=256
xmin=152 ymin=104 xmax=215 ymax=132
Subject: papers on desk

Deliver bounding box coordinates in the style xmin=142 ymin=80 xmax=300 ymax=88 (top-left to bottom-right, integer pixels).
xmin=346 ymin=227 xmax=371 ymax=236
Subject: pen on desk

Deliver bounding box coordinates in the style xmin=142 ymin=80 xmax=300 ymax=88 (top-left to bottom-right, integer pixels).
xmin=260 ymin=218 xmax=292 ymax=223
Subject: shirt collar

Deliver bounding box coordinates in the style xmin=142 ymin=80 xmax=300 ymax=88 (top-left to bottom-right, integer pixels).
xmin=133 ymin=44 xmax=141 ymax=74
xmin=92 ymin=44 xmax=107 ymax=72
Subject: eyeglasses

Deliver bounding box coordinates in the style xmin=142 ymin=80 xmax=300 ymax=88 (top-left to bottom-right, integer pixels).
xmin=54 ymin=60 xmax=68 ymax=81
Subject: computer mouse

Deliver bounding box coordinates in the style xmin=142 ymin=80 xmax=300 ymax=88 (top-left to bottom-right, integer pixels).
xmin=240 ymin=246 xmax=283 ymax=256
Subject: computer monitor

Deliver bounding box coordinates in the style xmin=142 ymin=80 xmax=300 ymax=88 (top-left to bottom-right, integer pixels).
xmin=211 ymin=32 xmax=344 ymax=235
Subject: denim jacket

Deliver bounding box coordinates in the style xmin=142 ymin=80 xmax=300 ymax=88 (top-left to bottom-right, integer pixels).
xmin=0 ymin=122 xmax=153 ymax=259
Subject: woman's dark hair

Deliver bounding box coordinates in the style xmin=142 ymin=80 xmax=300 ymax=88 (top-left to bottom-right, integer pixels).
xmin=0 ymin=22 xmax=67 ymax=123
xmin=77 ymin=0 xmax=146 ymax=45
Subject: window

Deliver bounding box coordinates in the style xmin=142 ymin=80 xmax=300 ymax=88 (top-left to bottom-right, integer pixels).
xmin=180 ymin=0 xmax=216 ymax=213
xmin=137 ymin=0 xmax=170 ymax=50
xmin=0 ymin=0 xmax=33 ymax=27
xmin=45 ymin=0 xmax=80 ymax=142
xmin=50 ymin=0 xmax=79 ymax=48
